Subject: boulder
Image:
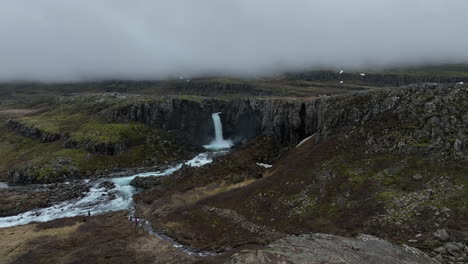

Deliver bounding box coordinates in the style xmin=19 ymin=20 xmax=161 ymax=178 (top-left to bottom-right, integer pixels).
xmin=225 ymin=233 xmax=438 ymax=264
xmin=433 ymin=229 xmax=450 ymax=242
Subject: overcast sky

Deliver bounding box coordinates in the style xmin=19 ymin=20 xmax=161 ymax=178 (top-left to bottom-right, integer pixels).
xmin=1 ymin=0 xmax=468 ymax=82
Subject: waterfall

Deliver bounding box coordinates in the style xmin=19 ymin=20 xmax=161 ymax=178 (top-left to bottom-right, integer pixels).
xmin=213 ymin=112 xmax=224 ymax=143
xmin=204 ymin=112 xmax=232 ymax=150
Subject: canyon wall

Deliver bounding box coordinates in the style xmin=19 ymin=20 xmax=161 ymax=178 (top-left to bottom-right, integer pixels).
xmin=109 ymin=84 xmax=467 ymax=159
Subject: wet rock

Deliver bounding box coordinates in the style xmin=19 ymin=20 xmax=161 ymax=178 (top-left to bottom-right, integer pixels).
xmin=110 ymin=97 xmax=226 ymax=144
xmin=130 ymin=176 xmax=164 ymax=189
xmin=0 ymin=181 xmax=89 ymax=217
xmin=98 ymin=181 xmax=115 ymax=190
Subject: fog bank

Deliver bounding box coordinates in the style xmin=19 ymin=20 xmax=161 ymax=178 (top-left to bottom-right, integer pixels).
xmin=1 ymin=0 xmax=468 ymax=82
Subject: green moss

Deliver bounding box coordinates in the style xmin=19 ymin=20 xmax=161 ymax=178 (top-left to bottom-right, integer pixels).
xmin=1 ymin=109 xmax=191 ymax=181
xmin=71 ymin=122 xmax=150 ymax=144
xmin=19 ymin=113 xmax=88 ymax=134
xmin=173 ymin=95 xmax=208 ymax=102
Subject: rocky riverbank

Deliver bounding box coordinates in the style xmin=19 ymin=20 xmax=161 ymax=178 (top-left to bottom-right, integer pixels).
xmin=0 ymin=181 xmax=89 ymax=217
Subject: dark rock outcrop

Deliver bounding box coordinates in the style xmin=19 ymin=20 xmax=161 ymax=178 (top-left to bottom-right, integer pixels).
xmin=109 ymin=98 xmax=227 ymax=145
xmin=225 ymin=233 xmax=438 ymax=264
xmin=108 ymin=84 xmax=466 ymax=160
xmin=130 ymin=176 xmax=164 ymax=189
xmin=7 ymin=158 xmax=80 ymax=184
xmin=6 ymin=119 xmax=62 ymax=143
xmin=64 ymin=139 xmax=128 ymax=155
xmin=222 ymin=84 xmax=467 ymax=160
xmin=0 ymin=181 xmax=89 ymax=217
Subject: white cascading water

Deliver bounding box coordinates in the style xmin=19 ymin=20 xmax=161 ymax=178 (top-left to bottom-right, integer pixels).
xmin=204 ymin=112 xmax=232 ymax=150
xmin=0 ymin=153 xmax=214 ymax=228
xmin=0 ymin=112 xmax=233 ymax=229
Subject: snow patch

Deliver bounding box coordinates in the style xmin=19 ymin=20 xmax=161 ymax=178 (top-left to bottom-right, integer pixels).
xmin=296 ymin=135 xmax=314 ymax=148
xmin=256 ymin=163 xmax=273 ymax=169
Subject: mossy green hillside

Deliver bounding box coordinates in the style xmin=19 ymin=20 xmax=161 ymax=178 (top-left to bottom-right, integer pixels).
xmin=1 ymin=96 xmax=197 ymax=182
xmin=0 ymin=124 xmax=141 ymax=180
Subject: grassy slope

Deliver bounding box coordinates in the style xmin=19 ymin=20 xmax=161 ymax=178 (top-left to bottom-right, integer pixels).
xmin=0 ymin=95 xmax=196 ymax=181
xmin=0 ymin=211 xmax=196 ymax=264
xmin=146 ymin=132 xmax=467 ymax=252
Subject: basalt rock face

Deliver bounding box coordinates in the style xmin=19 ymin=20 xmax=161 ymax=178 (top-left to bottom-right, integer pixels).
xmin=314 ymin=84 xmax=468 ymax=160
xmin=109 ymin=98 xmax=227 ymax=145
xmin=5 ymin=119 xmax=62 ymax=143
xmin=63 ymin=140 xmax=128 ymax=156
xmin=222 ymin=99 xmax=318 ymax=145
xmin=223 ymin=84 xmax=467 ymax=160
xmin=108 ymin=84 xmax=467 ymax=160
xmin=108 ymin=96 xmax=318 ymax=146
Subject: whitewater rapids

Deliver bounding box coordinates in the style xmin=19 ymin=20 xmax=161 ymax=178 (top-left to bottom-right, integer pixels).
xmin=0 ymin=153 xmax=216 ymax=228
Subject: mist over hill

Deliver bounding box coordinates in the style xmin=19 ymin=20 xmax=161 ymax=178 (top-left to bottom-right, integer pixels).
xmin=1 ymin=0 xmax=468 ymax=82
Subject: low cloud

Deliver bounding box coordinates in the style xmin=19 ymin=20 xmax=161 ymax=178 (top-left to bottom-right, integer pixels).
xmin=1 ymin=0 xmax=467 ymax=82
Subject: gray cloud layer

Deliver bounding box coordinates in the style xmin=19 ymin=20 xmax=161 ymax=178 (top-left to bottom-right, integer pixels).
xmin=1 ymin=0 xmax=468 ymax=82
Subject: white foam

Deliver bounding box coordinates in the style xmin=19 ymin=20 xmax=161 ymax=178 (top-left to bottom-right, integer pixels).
xmin=0 ymin=152 xmax=222 ymax=228
xmin=0 ymin=111 xmax=235 ymax=228
xmin=203 ymin=112 xmax=233 ymax=150
xmin=185 ymin=153 xmax=213 ymax=167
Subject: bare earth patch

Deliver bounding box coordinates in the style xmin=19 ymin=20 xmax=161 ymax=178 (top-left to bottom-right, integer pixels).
xmin=0 ymin=108 xmax=47 ymax=119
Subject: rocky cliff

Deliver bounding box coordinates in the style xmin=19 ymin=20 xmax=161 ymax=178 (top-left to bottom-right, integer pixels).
xmin=109 ymin=98 xmax=226 ymax=144
xmin=112 ymin=84 xmax=466 ymax=160
xmin=5 ymin=119 xmax=63 ymax=143
xmin=224 ymin=84 xmax=467 ymax=159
